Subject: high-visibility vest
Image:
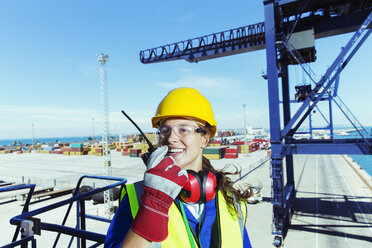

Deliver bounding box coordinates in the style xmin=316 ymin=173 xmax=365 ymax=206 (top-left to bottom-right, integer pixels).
xmin=121 ymin=182 xmax=247 ymax=248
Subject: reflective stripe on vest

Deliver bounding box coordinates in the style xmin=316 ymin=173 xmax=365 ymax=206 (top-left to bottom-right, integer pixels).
xmin=120 ymin=182 xmax=143 ymax=220
xmin=121 ymin=185 xmax=246 ymax=248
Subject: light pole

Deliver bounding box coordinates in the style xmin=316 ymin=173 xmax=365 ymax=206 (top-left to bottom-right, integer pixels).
xmin=92 ymin=117 xmax=95 ymax=140
xmin=242 ymin=104 xmax=248 ymax=156
xmin=32 ymin=123 xmax=34 ymax=148
xmin=97 ymin=53 xmax=113 ymax=215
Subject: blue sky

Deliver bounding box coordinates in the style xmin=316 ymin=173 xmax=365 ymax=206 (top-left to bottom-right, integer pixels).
xmin=0 ymin=0 xmax=371 ymax=139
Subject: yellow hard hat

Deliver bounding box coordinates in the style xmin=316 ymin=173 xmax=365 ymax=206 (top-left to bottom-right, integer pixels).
xmin=152 ymin=87 xmax=217 ymax=137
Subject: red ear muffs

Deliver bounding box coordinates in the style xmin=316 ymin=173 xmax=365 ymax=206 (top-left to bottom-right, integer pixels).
xmin=179 ymin=170 xmax=217 ymax=204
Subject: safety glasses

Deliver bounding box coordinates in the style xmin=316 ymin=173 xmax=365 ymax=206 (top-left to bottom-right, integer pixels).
xmin=157 ymin=124 xmax=206 ymax=139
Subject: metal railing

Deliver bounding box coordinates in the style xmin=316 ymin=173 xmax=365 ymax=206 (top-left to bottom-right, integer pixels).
xmin=0 ymin=184 xmax=36 ymax=247
xmin=1 ymin=175 xmax=127 ymax=248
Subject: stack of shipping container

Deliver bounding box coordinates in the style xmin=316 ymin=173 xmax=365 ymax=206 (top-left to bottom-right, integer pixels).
xmin=203 ymin=147 xmax=226 ymax=160
xmin=0 ymin=131 xmax=270 ymax=161
xmin=0 ymin=147 xmax=11 ymax=154
xmin=69 ymin=143 xmax=88 ymax=156
xmin=115 ymin=143 xmax=133 ymax=156
xmin=129 ymin=148 xmax=142 ymax=157
xmin=225 ymin=147 xmax=238 ymax=159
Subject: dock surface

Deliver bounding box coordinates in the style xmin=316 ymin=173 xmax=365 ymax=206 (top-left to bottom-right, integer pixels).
xmin=0 ymin=151 xmax=371 ymax=247
xmin=240 ymin=154 xmax=372 ymax=248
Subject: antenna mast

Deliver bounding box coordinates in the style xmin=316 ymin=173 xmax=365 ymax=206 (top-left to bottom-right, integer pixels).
xmin=97 ymin=53 xmax=113 ymax=215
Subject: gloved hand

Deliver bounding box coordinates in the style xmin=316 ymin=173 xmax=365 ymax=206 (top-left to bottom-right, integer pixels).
xmin=131 ymin=146 xmax=188 ymax=242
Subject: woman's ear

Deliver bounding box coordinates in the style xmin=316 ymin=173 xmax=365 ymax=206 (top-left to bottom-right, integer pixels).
xmin=201 ymin=135 xmax=209 ymax=148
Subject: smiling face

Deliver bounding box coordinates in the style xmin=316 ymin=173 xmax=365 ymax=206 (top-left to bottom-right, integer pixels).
xmin=159 ymin=118 xmax=209 ymax=171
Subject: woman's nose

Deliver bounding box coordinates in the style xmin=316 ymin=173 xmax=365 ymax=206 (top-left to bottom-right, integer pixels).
xmin=167 ymin=128 xmax=180 ymax=143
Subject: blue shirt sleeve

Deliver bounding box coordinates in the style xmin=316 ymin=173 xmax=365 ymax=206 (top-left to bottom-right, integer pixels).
xmin=104 ymin=194 xmax=133 ymax=248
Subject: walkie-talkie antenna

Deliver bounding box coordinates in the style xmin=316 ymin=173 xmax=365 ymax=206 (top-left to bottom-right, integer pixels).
xmin=121 ymin=110 xmax=156 ymax=154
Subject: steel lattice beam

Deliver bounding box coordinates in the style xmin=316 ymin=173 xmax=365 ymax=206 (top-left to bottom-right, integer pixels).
xmin=140 ymin=23 xmax=265 ymax=64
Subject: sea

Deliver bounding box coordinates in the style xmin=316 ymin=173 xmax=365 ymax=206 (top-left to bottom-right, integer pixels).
xmin=0 ymin=129 xmax=371 ymax=177
xmin=338 ymin=130 xmax=372 ymax=177
xmin=349 ymin=154 xmax=372 ymax=176
xmin=0 ymin=136 xmax=99 ymax=146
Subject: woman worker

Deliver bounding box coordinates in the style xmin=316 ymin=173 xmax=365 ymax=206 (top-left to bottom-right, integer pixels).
xmin=105 ymin=87 xmax=254 ymax=248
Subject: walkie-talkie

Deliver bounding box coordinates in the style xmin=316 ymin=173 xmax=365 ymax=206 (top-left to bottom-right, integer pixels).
xmin=121 ymin=110 xmax=156 ymax=165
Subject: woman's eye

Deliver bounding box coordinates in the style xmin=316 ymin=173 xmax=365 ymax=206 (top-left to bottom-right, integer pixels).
xmin=179 ymin=126 xmax=192 ymax=133
xmin=179 ymin=128 xmax=187 ymax=133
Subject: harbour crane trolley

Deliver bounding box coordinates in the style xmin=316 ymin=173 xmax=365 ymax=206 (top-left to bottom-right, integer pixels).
xmin=294 ymin=84 xmax=312 ymax=102
xmin=138 ymin=0 xmax=372 ymax=247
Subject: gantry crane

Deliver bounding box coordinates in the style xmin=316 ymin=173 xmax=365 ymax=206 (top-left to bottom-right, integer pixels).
xmin=139 ymin=1 xmax=372 ymax=246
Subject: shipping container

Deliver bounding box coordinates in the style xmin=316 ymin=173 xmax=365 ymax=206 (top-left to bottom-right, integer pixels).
xmin=70 ymin=148 xmax=83 ymax=152
xmin=225 ymin=148 xmax=237 ymax=153
xmin=129 ymin=148 xmax=142 ymax=155
xmin=43 ymin=147 xmax=54 ymax=151
xmin=238 ymin=145 xmax=251 ymax=154
xmin=233 ymin=141 xmax=245 ymax=145
xmin=204 ymin=147 xmax=222 ymax=154
xmin=209 ymin=143 xmax=221 ymax=147
xmin=225 ymin=153 xmax=238 ymax=159
xmin=253 ymin=138 xmax=266 ymax=144
xmin=70 ymin=143 xmax=84 ymax=148
xmin=203 ymin=154 xmax=221 ymax=160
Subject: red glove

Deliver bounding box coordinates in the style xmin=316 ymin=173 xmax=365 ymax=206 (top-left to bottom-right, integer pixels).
xmin=131 ymin=146 xmax=188 ymax=242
